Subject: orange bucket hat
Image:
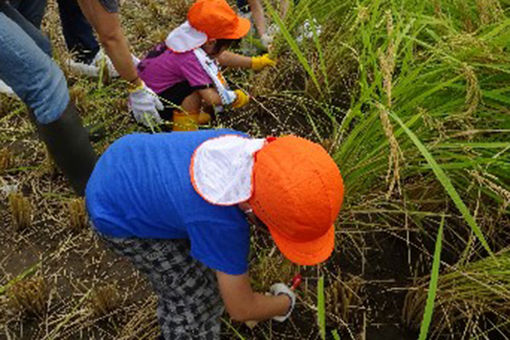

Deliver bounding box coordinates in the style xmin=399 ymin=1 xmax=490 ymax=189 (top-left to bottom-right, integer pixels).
xmin=248 ymin=136 xmax=344 ymax=266
xmin=188 ymin=0 xmax=251 ymax=40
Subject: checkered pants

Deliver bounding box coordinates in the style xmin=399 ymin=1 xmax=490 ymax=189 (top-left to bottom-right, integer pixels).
xmin=97 ymin=232 xmax=224 ymax=340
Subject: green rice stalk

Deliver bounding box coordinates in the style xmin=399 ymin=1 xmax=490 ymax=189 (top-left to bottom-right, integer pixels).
xmin=405 ymin=248 xmax=510 ymax=337
xmin=264 ymin=0 xmax=324 ymax=97
xmin=389 ymin=111 xmax=493 ymax=257
xmin=418 ymin=216 xmax=444 ymax=340
xmin=0 ymin=262 xmax=40 ymax=296
xmin=318 ymin=276 xmax=326 ymax=340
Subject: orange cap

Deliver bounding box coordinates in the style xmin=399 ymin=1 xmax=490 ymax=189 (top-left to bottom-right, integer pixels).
xmin=248 ymin=136 xmax=344 ymax=266
xmin=188 ymin=0 xmax=251 ymax=40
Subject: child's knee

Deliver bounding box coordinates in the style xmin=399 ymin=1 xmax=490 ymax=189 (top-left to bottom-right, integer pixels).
xmin=182 ymin=91 xmax=202 ymax=112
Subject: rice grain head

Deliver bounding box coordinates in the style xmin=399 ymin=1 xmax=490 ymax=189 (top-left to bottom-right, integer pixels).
xmin=462 ymin=63 xmax=480 ymax=118
xmin=476 ymin=0 xmax=503 ymax=25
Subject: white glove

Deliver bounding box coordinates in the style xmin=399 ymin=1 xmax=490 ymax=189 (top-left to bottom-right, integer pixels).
xmin=270 ymin=283 xmax=296 ymax=322
xmin=260 ymin=33 xmax=273 ymax=49
xmin=128 ymin=81 xmax=164 ymax=127
xmin=131 ymin=54 xmax=141 ymax=67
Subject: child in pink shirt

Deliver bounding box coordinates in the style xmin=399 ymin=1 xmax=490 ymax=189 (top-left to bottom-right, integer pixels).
xmin=137 ymin=0 xmax=275 ymax=131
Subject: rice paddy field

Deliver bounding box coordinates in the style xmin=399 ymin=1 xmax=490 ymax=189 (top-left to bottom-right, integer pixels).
xmin=1 ymin=0 xmax=510 ymax=339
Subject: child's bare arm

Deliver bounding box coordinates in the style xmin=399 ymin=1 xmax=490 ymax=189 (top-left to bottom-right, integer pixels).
xmin=248 ymin=0 xmax=267 ymax=36
xmin=216 ymin=271 xmax=291 ymax=322
xmin=219 ymin=52 xmax=276 ymax=71
xmin=198 ymin=88 xmax=223 ymax=106
xmin=217 ymin=51 xmax=253 ymax=69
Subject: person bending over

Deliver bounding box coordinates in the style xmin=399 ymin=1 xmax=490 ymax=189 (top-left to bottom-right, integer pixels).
xmin=85 ymin=129 xmax=344 ymax=339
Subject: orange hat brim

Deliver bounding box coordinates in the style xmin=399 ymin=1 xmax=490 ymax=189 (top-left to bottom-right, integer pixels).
xmin=267 ymin=222 xmax=335 ymax=266
xmin=224 ymin=17 xmax=251 ymax=39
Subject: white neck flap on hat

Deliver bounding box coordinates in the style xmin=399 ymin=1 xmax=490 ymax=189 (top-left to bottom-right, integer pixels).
xmin=165 ymin=21 xmax=208 ymax=53
xmin=190 ymin=135 xmax=266 ymax=206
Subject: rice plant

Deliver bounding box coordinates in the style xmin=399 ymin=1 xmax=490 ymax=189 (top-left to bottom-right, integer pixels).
xmin=67 ymin=198 xmax=88 ymax=231
xmin=318 ymin=276 xmax=326 ymax=340
xmin=404 ymin=248 xmax=510 ymax=338
xmin=7 ymin=277 xmax=48 ymax=318
xmin=8 ymin=192 xmax=32 ymax=231
xmin=88 ymin=283 xmax=122 ymax=317
xmin=0 ymin=147 xmax=14 ymax=172
xmin=417 ymin=216 xmax=444 ymax=340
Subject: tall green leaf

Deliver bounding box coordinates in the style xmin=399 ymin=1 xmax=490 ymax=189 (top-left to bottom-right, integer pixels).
xmin=418 ymin=216 xmax=444 ymax=340
xmin=318 ymin=276 xmax=326 ymax=340
xmin=264 ymin=0 xmax=323 ymax=96
xmin=389 ymin=111 xmax=494 ymax=257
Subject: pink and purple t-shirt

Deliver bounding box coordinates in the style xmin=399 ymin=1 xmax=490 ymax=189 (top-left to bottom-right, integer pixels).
xmin=137 ymin=44 xmax=213 ymax=94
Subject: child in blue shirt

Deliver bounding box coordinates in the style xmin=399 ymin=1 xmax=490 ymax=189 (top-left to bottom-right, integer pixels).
xmin=86 ymin=129 xmax=343 ymax=339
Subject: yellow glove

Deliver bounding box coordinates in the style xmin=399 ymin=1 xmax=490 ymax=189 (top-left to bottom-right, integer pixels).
xmin=232 ymin=90 xmax=250 ymax=109
xmin=251 ymin=54 xmax=276 ymax=71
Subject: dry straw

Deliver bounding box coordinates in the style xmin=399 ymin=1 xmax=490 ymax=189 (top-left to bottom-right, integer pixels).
xmin=118 ymin=296 xmax=160 ymax=340
xmin=8 ymin=276 xmax=48 ymax=317
xmin=325 ymin=274 xmax=362 ymax=322
xmin=67 ymin=198 xmax=88 ymax=230
xmin=0 ymin=147 xmax=14 ymax=172
xmin=88 ymin=283 xmax=122 ymax=317
xmin=8 ymin=192 xmax=32 ymax=231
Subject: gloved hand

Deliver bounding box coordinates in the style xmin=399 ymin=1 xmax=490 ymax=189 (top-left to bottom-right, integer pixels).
xmin=232 ymin=89 xmax=250 ymax=109
xmin=131 ymin=54 xmax=141 ymax=67
xmin=128 ymin=81 xmax=164 ymax=127
xmin=260 ymin=33 xmax=274 ymax=49
xmin=270 ymin=283 xmax=296 ymax=322
xmin=251 ymin=54 xmax=276 ymax=71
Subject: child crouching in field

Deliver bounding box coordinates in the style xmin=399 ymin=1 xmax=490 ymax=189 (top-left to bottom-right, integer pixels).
xmin=85 ymin=129 xmax=343 ymax=339
xmin=135 ymin=0 xmax=276 ymax=131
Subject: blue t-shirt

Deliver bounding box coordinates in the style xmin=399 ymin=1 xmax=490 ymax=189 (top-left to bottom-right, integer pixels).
xmin=85 ymin=129 xmax=250 ymax=275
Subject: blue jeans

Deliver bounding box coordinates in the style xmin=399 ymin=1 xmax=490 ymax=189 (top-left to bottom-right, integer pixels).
xmin=11 ymin=0 xmax=100 ymax=62
xmin=3 ymin=1 xmax=51 ymax=56
xmin=56 ymin=0 xmax=100 ymax=62
xmin=9 ymin=0 xmax=46 ymax=29
xmin=0 ymin=2 xmax=69 ymax=124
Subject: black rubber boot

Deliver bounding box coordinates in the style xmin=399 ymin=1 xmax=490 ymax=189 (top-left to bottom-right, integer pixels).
xmin=32 ymin=102 xmax=97 ymax=196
